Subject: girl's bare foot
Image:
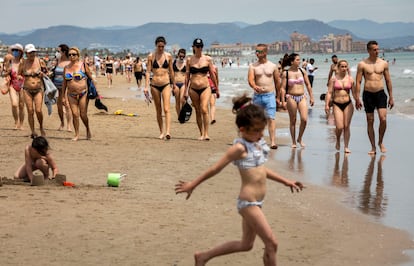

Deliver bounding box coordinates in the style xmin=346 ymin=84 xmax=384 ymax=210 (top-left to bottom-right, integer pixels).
xmin=198 ymin=136 xmax=204 ymax=141
xmin=165 ymin=133 xmax=171 ymax=140
xmin=86 ymin=131 xmax=92 ymax=140
xmin=58 ymin=124 xmax=64 ymax=131
xmin=379 ymin=143 xmax=387 ymax=153
xmin=194 ymin=252 xmax=207 ymax=266
xmin=40 ymin=128 xmax=46 ymax=137
xmin=368 ymin=149 xmax=376 ymax=155
xmin=72 ymin=135 xmax=79 ymax=141
xmin=344 ymin=147 xmax=351 ymax=153
xmin=159 ymin=133 xmax=165 ymax=140
xmin=291 ymin=143 xmax=297 ymax=148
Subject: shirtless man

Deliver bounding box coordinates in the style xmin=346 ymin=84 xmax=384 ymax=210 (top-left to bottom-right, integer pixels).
xmin=355 ymin=40 xmax=394 ymax=154
xmin=327 ymin=55 xmax=338 ymax=86
xmin=248 ymin=43 xmax=281 ymax=149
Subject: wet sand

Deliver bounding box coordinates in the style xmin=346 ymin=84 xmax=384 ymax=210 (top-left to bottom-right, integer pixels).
xmin=0 ymin=74 xmax=413 ymax=265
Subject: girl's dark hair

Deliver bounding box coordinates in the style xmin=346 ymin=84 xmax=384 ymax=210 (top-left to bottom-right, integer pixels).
xmin=232 ymin=94 xmax=267 ymax=129
xmin=58 ymin=44 xmax=69 ymax=57
xmin=282 ymin=53 xmax=299 ymax=69
xmin=178 ymin=48 xmax=186 ymax=55
xmin=32 ymin=136 xmax=50 ymax=156
xmin=155 ymin=36 xmax=166 ymax=45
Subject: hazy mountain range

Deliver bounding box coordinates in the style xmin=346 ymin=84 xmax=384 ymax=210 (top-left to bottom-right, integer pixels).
xmin=0 ymin=19 xmax=413 ymax=52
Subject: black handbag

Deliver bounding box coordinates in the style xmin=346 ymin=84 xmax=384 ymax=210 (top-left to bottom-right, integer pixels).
xmin=178 ymin=101 xmax=192 ymax=124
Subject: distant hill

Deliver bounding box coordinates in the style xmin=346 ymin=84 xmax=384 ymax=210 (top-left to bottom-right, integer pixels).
xmin=0 ymin=19 xmax=412 ymax=51
xmin=328 ymin=19 xmax=414 ymax=39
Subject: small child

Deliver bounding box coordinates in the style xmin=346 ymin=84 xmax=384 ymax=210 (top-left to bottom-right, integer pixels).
xmin=175 ymin=95 xmax=304 ymax=266
xmin=14 ymin=136 xmax=58 ymax=183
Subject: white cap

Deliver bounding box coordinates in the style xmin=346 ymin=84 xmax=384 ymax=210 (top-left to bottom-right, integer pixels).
xmin=10 ymin=43 xmax=23 ymax=51
xmin=25 ymin=43 xmax=37 ymax=53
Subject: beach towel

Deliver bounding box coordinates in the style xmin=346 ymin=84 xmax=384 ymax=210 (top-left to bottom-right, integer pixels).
xmin=43 ymin=76 xmax=59 ymax=115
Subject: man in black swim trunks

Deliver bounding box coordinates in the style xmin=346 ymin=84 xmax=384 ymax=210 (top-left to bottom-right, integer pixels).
xmin=355 ymin=40 xmax=394 ymax=154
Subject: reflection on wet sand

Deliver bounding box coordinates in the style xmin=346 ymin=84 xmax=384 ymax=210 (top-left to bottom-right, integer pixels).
xmin=358 ymin=155 xmax=387 ymax=217
xmin=331 ymin=152 xmax=349 ymax=187
xmin=288 ymin=148 xmax=304 ymax=173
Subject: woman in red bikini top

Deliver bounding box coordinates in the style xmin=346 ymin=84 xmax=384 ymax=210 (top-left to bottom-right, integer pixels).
xmin=3 ymin=43 xmax=25 ymax=130
xmin=325 ymin=59 xmax=355 ymax=153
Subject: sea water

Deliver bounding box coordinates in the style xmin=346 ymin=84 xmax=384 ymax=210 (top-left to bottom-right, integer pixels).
xmin=214 ymin=52 xmax=414 ymax=247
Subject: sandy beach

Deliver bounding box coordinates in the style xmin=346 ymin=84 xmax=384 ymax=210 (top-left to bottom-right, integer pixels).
xmin=0 ymin=74 xmax=413 ymax=266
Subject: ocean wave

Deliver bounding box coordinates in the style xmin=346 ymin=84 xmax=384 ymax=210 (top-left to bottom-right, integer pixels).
xmin=403 ymin=69 xmax=414 ymax=75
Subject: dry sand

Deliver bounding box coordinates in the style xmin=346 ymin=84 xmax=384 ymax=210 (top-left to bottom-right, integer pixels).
xmin=0 ymin=74 xmax=413 ymax=266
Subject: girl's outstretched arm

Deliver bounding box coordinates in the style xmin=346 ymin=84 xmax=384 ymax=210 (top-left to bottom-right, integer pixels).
xmin=265 ymin=168 xmax=304 ymax=193
xmin=175 ymin=143 xmax=245 ymax=200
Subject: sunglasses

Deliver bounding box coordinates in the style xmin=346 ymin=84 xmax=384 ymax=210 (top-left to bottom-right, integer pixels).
xmin=12 ymin=49 xmax=20 ymax=52
xmin=157 ymin=45 xmax=165 ymax=48
xmin=255 ymin=50 xmax=265 ymax=54
xmin=68 ymin=53 xmax=78 ymax=57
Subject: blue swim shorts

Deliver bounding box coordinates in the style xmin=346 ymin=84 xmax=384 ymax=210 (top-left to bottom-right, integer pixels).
xmin=253 ymin=92 xmax=276 ymax=119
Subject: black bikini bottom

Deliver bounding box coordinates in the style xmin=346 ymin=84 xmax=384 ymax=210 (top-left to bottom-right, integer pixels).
xmin=24 ymin=87 xmax=42 ymax=97
xmin=191 ymin=87 xmax=208 ymax=96
xmin=333 ymin=100 xmax=352 ymax=111
xmin=151 ymin=83 xmax=169 ymax=92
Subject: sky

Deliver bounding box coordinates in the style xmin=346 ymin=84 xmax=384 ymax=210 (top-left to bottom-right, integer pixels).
xmin=1 ymin=0 xmax=413 ymax=34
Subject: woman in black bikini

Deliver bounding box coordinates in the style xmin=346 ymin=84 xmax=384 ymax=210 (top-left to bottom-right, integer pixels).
xmin=325 ymin=59 xmax=355 ymax=153
xmin=63 ymin=47 xmax=92 ymax=141
xmin=144 ymin=36 xmax=175 ymax=140
xmin=18 ymin=44 xmax=48 ymax=138
xmin=105 ymin=55 xmax=114 ymax=88
xmin=184 ymin=38 xmax=219 ymax=140
xmin=173 ymin=48 xmax=187 ymax=116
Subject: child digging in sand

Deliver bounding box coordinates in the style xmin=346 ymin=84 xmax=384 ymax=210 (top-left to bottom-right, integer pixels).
xmin=175 ymin=95 xmax=304 ymax=266
xmin=14 ymin=136 xmax=58 ymax=183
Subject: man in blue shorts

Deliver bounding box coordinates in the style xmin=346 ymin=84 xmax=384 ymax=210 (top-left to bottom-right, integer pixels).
xmin=355 ymin=40 xmax=394 ymax=154
xmin=248 ymin=44 xmax=281 ymax=149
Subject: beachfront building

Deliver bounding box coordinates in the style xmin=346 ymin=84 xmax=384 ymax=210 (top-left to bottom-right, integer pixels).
xmin=318 ymin=33 xmax=353 ymax=53
xmin=290 ymin=31 xmax=312 ymax=53
xmin=268 ymin=41 xmax=290 ymax=54
xmin=352 ymin=41 xmax=367 ymax=52
xmin=207 ymin=42 xmax=255 ymax=56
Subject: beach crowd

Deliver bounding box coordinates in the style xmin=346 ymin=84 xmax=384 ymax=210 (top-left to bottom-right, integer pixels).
xmin=0 ymin=37 xmax=394 ymax=265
